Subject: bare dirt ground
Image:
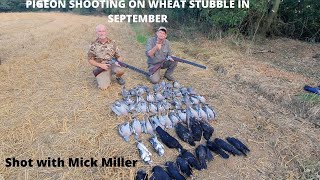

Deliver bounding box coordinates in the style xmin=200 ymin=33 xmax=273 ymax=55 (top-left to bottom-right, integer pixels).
xmin=0 ymin=13 xmax=319 ymax=179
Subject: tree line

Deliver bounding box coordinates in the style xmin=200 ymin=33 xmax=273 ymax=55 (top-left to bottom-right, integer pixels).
xmin=1 ymin=0 xmax=319 ymax=42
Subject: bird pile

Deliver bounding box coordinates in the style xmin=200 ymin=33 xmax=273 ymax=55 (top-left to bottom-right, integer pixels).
xmin=111 ymin=81 xmax=250 ymax=179
xmin=115 ymin=81 xmax=216 ymax=163
xmin=135 ymin=125 xmax=250 ymax=180
xmin=113 ymin=81 xmax=215 ymax=120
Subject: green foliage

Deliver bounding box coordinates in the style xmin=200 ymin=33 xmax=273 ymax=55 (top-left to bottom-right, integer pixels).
xmin=1 ymin=0 xmax=319 ymax=42
xmin=296 ymin=93 xmax=320 ymax=104
xmin=277 ymin=0 xmax=320 ymax=42
xmin=1 ymin=0 xmax=29 ymax=12
xmin=136 ymin=34 xmax=148 ymax=44
xmin=0 ymin=0 xmax=13 ymax=12
xmin=130 ymin=23 xmax=151 ymax=45
xmin=204 ymin=9 xmax=247 ymax=28
xmin=144 ymin=0 xmax=269 ymax=39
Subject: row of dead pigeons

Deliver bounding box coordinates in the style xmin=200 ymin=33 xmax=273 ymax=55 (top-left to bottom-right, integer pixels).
xmin=130 ymin=117 xmax=215 ymax=164
xmin=118 ymin=115 xmax=250 ymax=179
xmin=111 ymin=81 xmax=216 ymax=119
xmin=114 ymin=102 xmax=215 ymax=121
xmin=128 ymin=115 xmax=250 ymax=164
xmin=118 ymin=106 xmax=215 ymax=142
xmin=134 ymin=123 xmax=250 ymax=180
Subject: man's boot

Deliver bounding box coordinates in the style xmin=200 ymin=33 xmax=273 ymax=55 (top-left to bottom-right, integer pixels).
xmin=116 ymin=77 xmax=125 ymax=85
xmin=164 ymin=74 xmax=175 ymax=81
xmin=164 ymin=61 xmax=177 ymax=81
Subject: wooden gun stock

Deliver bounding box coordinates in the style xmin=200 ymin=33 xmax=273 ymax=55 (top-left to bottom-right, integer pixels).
xmin=93 ymin=67 xmax=105 ymax=77
xmin=148 ymin=60 xmax=167 ymax=76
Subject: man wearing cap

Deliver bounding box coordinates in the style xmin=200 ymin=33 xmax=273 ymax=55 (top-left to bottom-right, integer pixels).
xmin=88 ymin=24 xmax=125 ymax=90
xmin=146 ymin=26 xmax=177 ymax=83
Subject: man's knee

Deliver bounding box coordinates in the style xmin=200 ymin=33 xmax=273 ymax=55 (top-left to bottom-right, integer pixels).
xmin=149 ymin=75 xmax=160 ymax=84
xmin=96 ymin=71 xmax=111 ymax=89
xmin=99 ymin=85 xmax=110 ymax=90
xmin=97 ymin=80 xmax=111 ymax=90
xmin=112 ymin=66 xmax=125 ymax=77
xmin=115 ymin=69 xmax=125 ymax=77
xmin=170 ymin=61 xmax=178 ymax=67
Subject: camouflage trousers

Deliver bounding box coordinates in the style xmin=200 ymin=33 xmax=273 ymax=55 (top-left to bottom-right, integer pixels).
xmin=96 ymin=64 xmax=124 ymax=89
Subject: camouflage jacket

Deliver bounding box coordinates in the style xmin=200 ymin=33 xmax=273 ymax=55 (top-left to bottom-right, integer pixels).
xmin=87 ymin=38 xmax=120 ymax=63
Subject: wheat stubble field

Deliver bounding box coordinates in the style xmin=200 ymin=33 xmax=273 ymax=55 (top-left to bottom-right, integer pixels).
xmin=0 ymin=13 xmax=319 ymax=179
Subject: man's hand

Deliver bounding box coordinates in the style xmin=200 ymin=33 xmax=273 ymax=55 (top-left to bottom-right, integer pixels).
xmin=99 ymin=63 xmax=111 ymax=70
xmin=147 ymin=39 xmax=163 ymax=57
xmin=115 ymin=57 xmax=124 ymax=67
xmin=156 ymin=43 xmax=162 ymax=50
xmin=156 ymin=38 xmax=163 ymax=50
xmin=117 ymin=57 xmax=124 ymax=62
xmin=167 ymin=56 xmax=174 ymax=61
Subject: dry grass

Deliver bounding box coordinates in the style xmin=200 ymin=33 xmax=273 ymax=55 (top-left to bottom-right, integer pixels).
xmin=0 ymin=12 xmax=319 ymax=179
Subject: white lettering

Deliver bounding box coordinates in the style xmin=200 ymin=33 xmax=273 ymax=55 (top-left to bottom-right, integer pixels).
xmin=148 ymin=0 xmax=185 ymax=8
xmin=26 ymin=0 xmax=32 ymax=8
xmin=108 ymin=15 xmax=168 ymax=23
xmin=189 ymin=0 xmax=236 ymax=8
xmin=25 ymin=0 xmax=66 ymax=9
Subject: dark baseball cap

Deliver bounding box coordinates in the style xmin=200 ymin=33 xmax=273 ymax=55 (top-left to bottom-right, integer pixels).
xmin=158 ymin=26 xmax=167 ymax=33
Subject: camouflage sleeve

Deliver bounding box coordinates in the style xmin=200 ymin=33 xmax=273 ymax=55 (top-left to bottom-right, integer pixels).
xmin=113 ymin=41 xmax=120 ymax=59
xmin=87 ymin=43 xmax=96 ymax=61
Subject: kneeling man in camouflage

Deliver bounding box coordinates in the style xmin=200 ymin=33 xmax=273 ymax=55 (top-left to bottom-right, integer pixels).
xmin=88 ymin=24 xmax=125 ymax=89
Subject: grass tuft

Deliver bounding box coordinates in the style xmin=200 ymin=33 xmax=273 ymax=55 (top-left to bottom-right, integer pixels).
xmin=296 ymin=93 xmax=320 ymax=104
xmin=130 ymin=23 xmax=151 ymax=45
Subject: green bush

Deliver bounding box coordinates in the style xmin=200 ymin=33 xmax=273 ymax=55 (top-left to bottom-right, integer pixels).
xmin=1 ymin=0 xmax=319 ymax=42
xmin=277 ymin=0 xmax=320 ymax=42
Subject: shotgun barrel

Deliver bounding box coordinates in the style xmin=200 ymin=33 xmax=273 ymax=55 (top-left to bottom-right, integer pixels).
xmin=149 ymin=56 xmax=207 ymax=75
xmin=93 ymin=58 xmax=149 ymax=77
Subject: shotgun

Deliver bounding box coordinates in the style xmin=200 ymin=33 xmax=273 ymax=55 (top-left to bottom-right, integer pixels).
xmin=93 ymin=58 xmax=149 ymax=77
xmin=149 ymin=56 xmax=207 ymax=76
